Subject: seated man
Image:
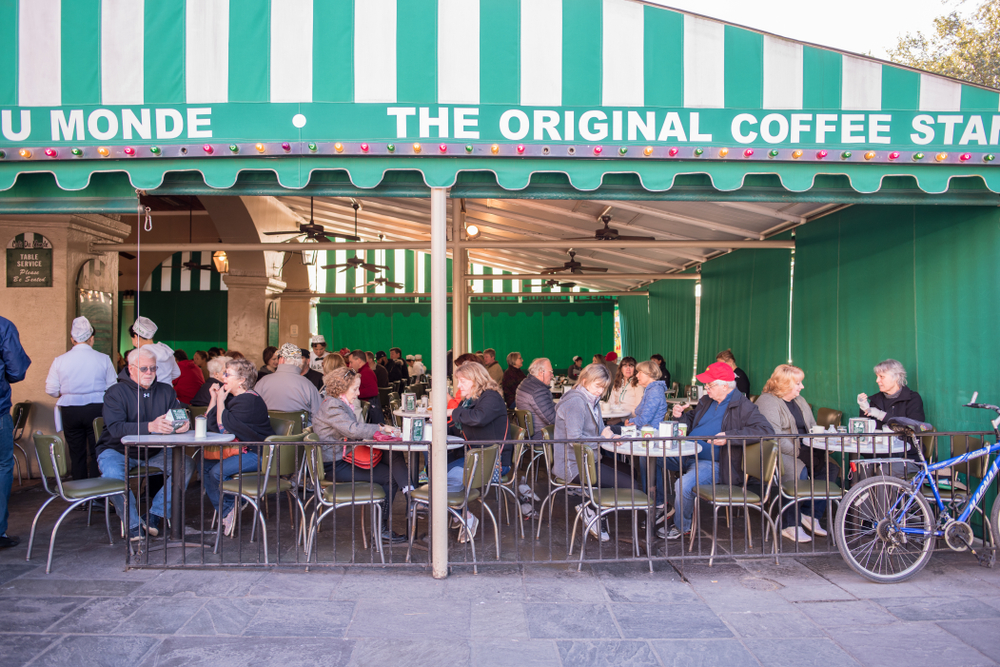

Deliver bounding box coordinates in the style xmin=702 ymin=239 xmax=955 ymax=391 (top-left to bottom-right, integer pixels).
xmin=254 ymin=343 xmax=322 ymax=426
xmin=658 ymin=361 xmax=774 ymax=541
xmin=515 ymin=357 xmax=556 ymax=441
xmin=96 ymin=348 xmax=196 ymax=540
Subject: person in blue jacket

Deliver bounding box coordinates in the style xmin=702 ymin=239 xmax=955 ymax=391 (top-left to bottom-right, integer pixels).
xmin=0 ymin=316 xmax=31 ymax=548
xmin=625 ymin=360 xmax=669 ymax=518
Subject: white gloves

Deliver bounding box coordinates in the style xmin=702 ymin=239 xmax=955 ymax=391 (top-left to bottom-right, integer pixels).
xmin=868 ymin=407 xmax=887 ymax=421
xmin=857 ymin=393 xmax=870 ymax=411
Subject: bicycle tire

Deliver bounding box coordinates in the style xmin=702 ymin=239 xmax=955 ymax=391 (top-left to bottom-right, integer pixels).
xmin=989 ymin=492 xmax=1000 ymax=561
xmin=834 ymin=476 xmax=935 ymax=583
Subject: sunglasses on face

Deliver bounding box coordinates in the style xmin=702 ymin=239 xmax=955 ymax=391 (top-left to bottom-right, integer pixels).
xmin=222 ymin=371 xmax=231 ymax=378
xmin=133 ymin=365 xmax=157 ymax=374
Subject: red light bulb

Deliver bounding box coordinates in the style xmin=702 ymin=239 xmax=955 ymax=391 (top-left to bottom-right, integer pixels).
xmin=668 ymin=147 xmax=679 ymax=157
xmin=743 ymin=148 xmax=754 ymax=158
xmin=816 ymin=150 xmax=828 ymax=159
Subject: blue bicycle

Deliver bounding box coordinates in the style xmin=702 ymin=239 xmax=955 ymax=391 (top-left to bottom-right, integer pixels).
xmin=834 ymin=394 xmax=1000 ymax=583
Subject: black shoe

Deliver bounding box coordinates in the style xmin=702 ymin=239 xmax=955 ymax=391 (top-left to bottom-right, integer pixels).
xmin=0 ymin=534 xmax=20 ymax=548
xmin=381 ymin=529 xmax=406 ymax=544
xmin=141 ymin=514 xmax=161 ymax=538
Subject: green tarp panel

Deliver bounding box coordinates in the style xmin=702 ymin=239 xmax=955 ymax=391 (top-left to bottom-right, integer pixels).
xmin=127 ymin=290 xmax=228 ymax=358
xmin=647 ymin=279 xmax=697 ymax=387
xmin=316 ymin=302 xmax=453 ymax=364
xmin=469 ymin=301 xmax=615 ymax=373
xmin=618 ymin=294 xmax=652 ymax=362
xmin=697 ymin=243 xmax=793 ymax=394
xmin=792 ymin=204 xmax=1000 ymax=432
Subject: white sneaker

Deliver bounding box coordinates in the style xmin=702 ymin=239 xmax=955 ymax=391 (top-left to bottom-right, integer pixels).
xmin=518 ymin=483 xmax=541 ymax=502
xmin=781 ymin=526 xmax=812 ymax=543
xmin=800 ymin=515 xmax=828 ymax=537
xmin=457 ymin=514 xmax=479 ymax=543
xmin=222 ymin=506 xmax=237 ymax=537
xmin=580 ymin=505 xmax=610 ymax=542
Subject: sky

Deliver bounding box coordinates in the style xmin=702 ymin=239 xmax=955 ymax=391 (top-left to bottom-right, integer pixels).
xmin=649 ymin=0 xmax=967 ymax=60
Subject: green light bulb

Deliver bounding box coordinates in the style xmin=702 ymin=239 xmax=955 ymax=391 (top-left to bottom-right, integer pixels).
xmin=768 ymin=149 xmax=779 ymax=158
xmin=387 ymin=144 xmax=395 ymax=152
xmin=71 ymin=148 xmax=83 ymax=156
xmin=913 ymin=152 xmax=924 ymax=160
xmin=465 ymin=144 xmax=473 ymax=153
xmin=307 ymin=142 xmax=317 ymax=152
xmin=985 ymin=154 xmax=995 ymax=162
xmin=841 ymin=151 xmax=852 ymax=159
xmin=693 ymin=148 xmax=704 ymax=156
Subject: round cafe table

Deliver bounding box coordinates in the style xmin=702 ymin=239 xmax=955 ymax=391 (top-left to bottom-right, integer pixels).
xmin=808 ymin=435 xmax=908 ymax=456
xmin=599 ymin=404 xmax=632 ymax=421
xmin=393 ymin=408 xmax=433 ymax=419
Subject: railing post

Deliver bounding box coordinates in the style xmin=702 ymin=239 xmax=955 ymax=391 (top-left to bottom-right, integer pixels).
xmin=430 ymin=187 xmax=449 ymax=579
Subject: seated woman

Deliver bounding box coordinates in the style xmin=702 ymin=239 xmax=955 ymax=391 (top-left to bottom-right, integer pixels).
xmin=190 ymin=355 xmax=231 ymax=407
xmin=204 ymin=357 xmax=275 ymax=536
xmin=606 ymin=357 xmax=644 ymax=425
xmin=501 ymin=352 xmax=526 ymax=408
xmin=554 ymin=363 xmax=633 ymax=542
xmin=756 ymin=364 xmax=839 ymax=543
xmin=626 ymin=361 xmax=669 ymax=512
xmin=257 ymin=346 xmax=278 ymax=378
xmin=447 ymin=362 xmax=511 ymax=540
xmin=857 ymin=359 xmax=925 ymax=430
xmin=312 ymin=367 xmax=407 ymax=543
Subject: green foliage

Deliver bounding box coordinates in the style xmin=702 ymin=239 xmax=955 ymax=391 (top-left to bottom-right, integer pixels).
xmin=887 ymin=0 xmax=1000 ymax=88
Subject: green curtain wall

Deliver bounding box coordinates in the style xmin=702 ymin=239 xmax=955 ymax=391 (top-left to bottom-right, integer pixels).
xmin=469 ymin=302 xmax=615 ymax=372
xmin=647 ymin=279 xmax=697 ymax=386
xmin=316 ymin=302 xmax=453 ymax=365
xmin=792 ymin=204 xmax=1000 ymax=432
xmin=697 ymin=245 xmax=792 ymax=394
xmin=618 ymin=295 xmax=652 ymax=362
xmin=124 ymin=291 xmax=228 ymax=358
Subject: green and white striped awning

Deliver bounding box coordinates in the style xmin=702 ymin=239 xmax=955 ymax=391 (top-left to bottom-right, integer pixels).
xmin=142 ymin=252 xmax=228 ymax=292
xmin=2 ymin=0 xmax=1000 ymax=197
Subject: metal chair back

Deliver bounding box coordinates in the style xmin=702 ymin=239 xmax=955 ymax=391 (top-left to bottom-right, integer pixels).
xmin=267 ymin=410 xmax=307 ymax=435
xmin=12 ymin=401 xmax=31 ymax=440
xmin=270 ymin=417 xmax=296 ymax=437
xmin=816 ymin=408 xmax=843 ymax=428
xmin=92 ymin=417 xmax=104 ymax=444
xmin=463 ymin=444 xmax=500 ymax=498
xmin=513 ymin=409 xmax=535 ymax=438
xmin=32 ymin=433 xmax=68 ymax=480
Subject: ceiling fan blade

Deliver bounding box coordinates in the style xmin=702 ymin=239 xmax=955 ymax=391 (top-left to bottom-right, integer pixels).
xmin=540 ymin=267 xmax=566 ymax=274
xmin=322 ymin=233 xmax=361 ymax=242
xmin=613 ymin=235 xmax=657 ymax=242
xmin=264 ymin=230 xmax=304 ymax=236
xmin=118 ymin=251 xmax=137 ymax=260
xmin=560 ymin=282 xmax=577 ymax=288
xmin=387 ymin=281 xmax=404 ymax=289
xmin=561 ymin=236 xmax=599 ymax=242
xmin=360 ymin=263 xmax=386 ymax=273
xmin=577 ymin=267 xmax=609 ymax=273
xmin=319 ymin=263 xmax=348 ymax=269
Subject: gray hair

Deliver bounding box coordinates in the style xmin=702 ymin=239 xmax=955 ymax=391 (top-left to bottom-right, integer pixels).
xmin=506 ymin=351 xmax=522 ymax=366
xmin=129 ymin=348 xmax=155 ymax=365
xmin=226 ymin=358 xmax=258 ymax=392
xmin=873 ymin=359 xmax=908 ymax=387
xmin=207 ymin=355 xmax=232 ymax=376
xmin=528 ymin=357 xmax=551 ymax=378
xmin=577 ymin=362 xmax=611 ymax=390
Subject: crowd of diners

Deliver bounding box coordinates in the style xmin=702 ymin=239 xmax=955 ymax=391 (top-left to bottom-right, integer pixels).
xmin=0 ymin=310 xmax=925 ymax=552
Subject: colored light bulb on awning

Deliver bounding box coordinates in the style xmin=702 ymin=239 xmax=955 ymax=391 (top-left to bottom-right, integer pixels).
xmin=72 ymin=148 xmax=83 ymax=156
xmin=334 ymin=142 xmax=344 ymax=153
xmin=255 ymin=143 xmax=266 ymax=153
xmin=768 ymin=149 xmax=779 ymax=158
xmin=841 ymin=151 xmax=852 ymax=159
xmin=667 ymin=147 xmax=678 ymax=157
xmin=307 ymin=142 xmax=317 ymax=152
xmin=465 ymin=145 xmax=474 ymax=153
xmin=593 ymin=146 xmax=603 ymax=155
xmin=718 ymin=148 xmax=729 ymax=157
xmin=913 ymin=152 xmax=924 ymax=160
xmin=517 ymin=145 xmax=525 ymax=154
xmin=936 ymin=152 xmax=948 ymax=162
xmin=229 ymin=144 xmax=239 ymax=153
xmin=281 ymin=142 xmax=291 ymax=152
xmin=439 ymin=144 xmax=448 ymax=153
xmin=413 ymin=143 xmax=421 ymax=153
xmin=387 ymin=144 xmax=395 ymax=152
xmin=123 ymin=147 xmax=135 ymax=156
xmin=360 ymin=143 xmax=369 ymax=152
xmin=816 ymin=150 xmax=827 ymax=159
xmin=618 ymin=147 xmax=627 ymax=155
xmin=864 ymin=151 xmax=876 ymax=160
xmin=491 ymin=144 xmax=499 ymax=154
xmin=743 ymin=148 xmax=754 ymax=158
xmin=19 ymin=149 xmax=31 ymax=158
xmin=97 ymin=147 xmax=109 ymax=157
xmin=644 ymin=147 xmax=654 ymax=156
xmin=149 ymin=146 xmax=160 ymax=155
xmin=693 ymin=148 xmax=703 ymax=156
xmin=985 ymin=154 xmax=995 ymax=162
xmin=44 ymin=148 xmax=57 ymax=158
xmin=202 ymin=144 xmax=214 ymax=154
xmin=888 ymin=151 xmax=900 ymax=160
xmin=791 ymin=150 xmax=803 ymax=159
xmin=960 ymin=153 xmax=972 ymax=162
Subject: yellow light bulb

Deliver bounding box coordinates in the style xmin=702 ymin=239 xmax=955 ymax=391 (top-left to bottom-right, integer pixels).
xmin=864 ymin=151 xmax=876 ymax=160
xmin=718 ymin=148 xmax=729 ymax=158
xmin=413 ymin=143 xmax=422 ymax=153
xmin=255 ymin=143 xmax=266 ymax=153
xmin=936 ymin=152 xmax=948 ymax=162
xmin=643 ymin=146 xmax=653 ymax=156
xmin=18 ymin=148 xmax=31 ymax=158
xmin=97 ymin=147 xmax=109 ymax=157
xmin=334 ymin=142 xmax=344 ymax=153
xmin=792 ymin=150 xmax=803 ymax=159
xmin=491 ymin=144 xmax=500 ymax=154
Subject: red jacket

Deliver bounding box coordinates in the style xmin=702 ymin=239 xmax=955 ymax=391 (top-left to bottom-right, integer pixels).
xmin=172 ymin=359 xmax=206 ymax=405
xmin=358 ymin=363 xmax=379 ymax=400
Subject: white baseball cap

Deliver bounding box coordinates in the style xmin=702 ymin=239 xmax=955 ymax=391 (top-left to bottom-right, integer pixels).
xmin=132 ymin=316 xmax=157 ymax=339
xmin=71 ymin=317 xmax=94 ymax=343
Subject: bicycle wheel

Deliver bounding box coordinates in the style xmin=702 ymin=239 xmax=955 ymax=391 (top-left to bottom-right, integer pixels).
xmin=988 ymin=493 xmax=1000 ymax=562
xmin=834 ymin=476 xmax=935 ymax=583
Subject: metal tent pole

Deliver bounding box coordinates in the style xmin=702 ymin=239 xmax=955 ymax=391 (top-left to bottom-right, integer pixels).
xmin=430 ymin=187 xmax=449 ymax=579
xmin=452 ymin=198 xmax=466 ymax=358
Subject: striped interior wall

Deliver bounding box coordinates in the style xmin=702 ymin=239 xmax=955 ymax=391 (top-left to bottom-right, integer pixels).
xmin=5 ymin=0 xmax=997 ymax=111
xmin=141 ymin=252 xmax=229 ymax=292
xmin=322 ymin=248 xmax=590 ymax=295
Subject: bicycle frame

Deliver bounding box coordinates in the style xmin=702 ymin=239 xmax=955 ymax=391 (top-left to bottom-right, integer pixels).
xmin=891 ymin=437 xmax=1000 ymax=537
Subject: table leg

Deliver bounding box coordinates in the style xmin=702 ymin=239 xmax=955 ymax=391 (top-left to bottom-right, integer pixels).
xmin=170 ymin=446 xmax=185 ymax=541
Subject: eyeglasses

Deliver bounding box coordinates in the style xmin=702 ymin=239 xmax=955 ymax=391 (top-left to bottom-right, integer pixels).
xmin=346 ymin=369 xmax=357 ymax=377
xmin=133 ymin=365 xmax=157 ymax=373
xmin=222 ymin=371 xmax=231 ymax=378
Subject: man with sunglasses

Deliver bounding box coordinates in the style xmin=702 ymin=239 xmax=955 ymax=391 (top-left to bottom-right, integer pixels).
xmin=96 ymin=348 xmax=195 ymax=540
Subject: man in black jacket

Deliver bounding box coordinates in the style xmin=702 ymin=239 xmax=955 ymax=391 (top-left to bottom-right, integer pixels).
xmin=659 ymin=361 xmax=774 ymax=540
xmin=96 ymin=348 xmax=195 ymax=539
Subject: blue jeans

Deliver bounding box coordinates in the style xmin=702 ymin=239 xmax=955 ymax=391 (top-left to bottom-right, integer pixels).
xmin=0 ymin=412 xmax=13 ymax=537
xmin=203 ymin=451 xmax=260 ymax=516
xmin=675 ymin=458 xmax=720 ymax=533
xmin=97 ymin=448 xmax=195 ymax=530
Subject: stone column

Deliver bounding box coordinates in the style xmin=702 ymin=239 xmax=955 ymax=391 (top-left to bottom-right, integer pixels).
xmin=0 ymin=213 xmax=129 ymax=449
xmin=222 ymin=273 xmax=286 ymax=368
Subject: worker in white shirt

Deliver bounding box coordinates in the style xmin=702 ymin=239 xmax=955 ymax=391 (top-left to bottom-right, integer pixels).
xmin=411 ymin=354 xmax=427 ymax=379
xmin=45 ymin=317 xmax=118 ymax=479
xmin=128 ymin=316 xmax=180 ymax=385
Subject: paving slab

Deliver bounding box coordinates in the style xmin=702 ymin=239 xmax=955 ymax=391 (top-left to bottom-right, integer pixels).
xmin=938 ymin=619 xmax=1000 ymax=664
xmin=139 ymin=637 xmax=355 ymax=667
xmin=31 ymin=634 xmax=162 ymax=667
xmin=0 ymin=633 xmax=61 ymax=667
xmin=524 ymin=603 xmax=620 ymax=639
xmin=244 ymin=599 xmax=355 ymax=637
xmin=795 ymin=599 xmax=899 ymax=627
xmin=129 ymin=569 xmax=268 ymax=598
xmin=3 ymin=596 xmax=85 ymax=633
xmin=556 ymin=640 xmax=661 ymax=667
xmin=650 ymin=639 xmax=761 ymax=667
xmin=471 ymin=601 xmax=530 ymax=638
xmin=743 ymin=637 xmax=862 ymax=667
xmin=0 ymin=576 xmax=143 ymax=597
xmin=720 ymin=609 xmax=824 ymax=638
xmin=175 ymin=598 xmax=266 ymax=636
xmin=347 ymin=598 xmax=471 ymax=640
xmin=345 ymin=638 xmax=468 ymax=667
xmin=612 ymin=603 xmax=733 ymax=639
xmin=48 ymin=596 xmax=149 ymax=633
xmin=113 ymin=597 xmax=206 ymax=635
xmin=471 ymin=639 xmax=561 ymax=667
xmin=872 ymin=595 xmax=1000 ymax=621
xmin=829 ymin=622 xmax=998 ymax=667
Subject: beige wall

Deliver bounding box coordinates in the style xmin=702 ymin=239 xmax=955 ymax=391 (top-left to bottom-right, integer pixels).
xmin=0 ymin=214 xmax=129 ymax=466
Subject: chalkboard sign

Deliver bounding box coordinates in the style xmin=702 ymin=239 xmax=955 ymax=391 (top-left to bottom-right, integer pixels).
xmin=7 ymin=232 xmax=52 ymax=287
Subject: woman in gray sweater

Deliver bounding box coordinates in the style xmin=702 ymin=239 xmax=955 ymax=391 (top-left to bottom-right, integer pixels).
xmin=755 ymin=364 xmax=838 ymax=544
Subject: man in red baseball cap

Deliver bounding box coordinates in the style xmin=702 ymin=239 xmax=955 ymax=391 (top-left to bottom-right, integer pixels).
xmin=656 ymin=361 xmax=773 ymax=541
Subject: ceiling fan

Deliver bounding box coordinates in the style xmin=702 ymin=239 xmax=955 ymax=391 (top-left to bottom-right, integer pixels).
xmin=263 ymin=197 xmax=361 ymax=243
xmin=564 ymin=214 xmax=656 ymax=242
xmin=541 ymin=250 xmax=609 ymax=275
xmin=544 ymin=278 xmax=577 ymax=288
xmin=359 ymin=277 xmax=404 ymax=289
xmin=164 ymin=208 xmax=218 ymax=272
xmin=323 ymin=254 xmax=390 ymax=274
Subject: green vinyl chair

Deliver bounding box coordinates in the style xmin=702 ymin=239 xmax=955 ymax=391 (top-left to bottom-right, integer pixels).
xmin=11 ymin=401 xmax=31 ymax=483
xmin=28 ymin=434 xmax=127 ymax=573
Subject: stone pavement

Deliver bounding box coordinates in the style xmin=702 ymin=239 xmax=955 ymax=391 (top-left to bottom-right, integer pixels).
xmin=3 ymin=486 xmax=1000 ymax=666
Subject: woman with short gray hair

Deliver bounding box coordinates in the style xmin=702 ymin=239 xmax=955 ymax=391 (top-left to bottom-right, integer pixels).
xmin=857 ymin=359 xmax=925 ymax=430
xmin=190 ymin=355 xmax=232 ymax=407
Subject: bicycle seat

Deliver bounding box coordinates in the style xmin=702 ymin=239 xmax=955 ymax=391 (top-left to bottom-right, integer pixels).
xmin=885 ymin=417 xmax=934 ymax=437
